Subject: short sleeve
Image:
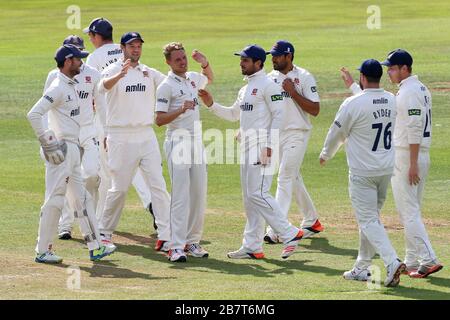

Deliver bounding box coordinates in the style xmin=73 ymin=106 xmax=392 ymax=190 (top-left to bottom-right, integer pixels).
xmin=155 ymin=83 xmax=172 ymax=113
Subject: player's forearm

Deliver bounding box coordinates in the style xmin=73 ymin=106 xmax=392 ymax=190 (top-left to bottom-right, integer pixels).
xmin=102 ymin=72 xmax=123 ymax=90
xmin=320 ymin=126 xmax=345 ymax=160
xmin=291 ymin=91 xmax=320 ymax=117
xmin=27 ymin=98 xmax=52 ymax=138
xmin=155 ymin=109 xmax=184 ymax=126
xmin=350 ymin=82 xmax=362 ymax=95
xmin=27 ymin=110 xmax=46 ymax=138
xmin=210 ymin=102 xmax=240 ymax=122
xmin=409 ymin=143 xmax=420 ymax=166
xmin=201 ymin=62 xmax=214 ymax=84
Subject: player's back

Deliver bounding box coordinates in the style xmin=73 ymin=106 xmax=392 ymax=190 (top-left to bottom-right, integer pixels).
xmin=395 ymin=75 xmax=432 ymax=151
xmin=343 ymin=89 xmax=396 ymax=177
xmin=86 ymin=43 xmax=123 ymax=72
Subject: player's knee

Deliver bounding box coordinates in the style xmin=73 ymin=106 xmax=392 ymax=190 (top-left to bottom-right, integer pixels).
xmin=82 ymin=164 xmax=99 ymax=179
xmin=358 ymin=216 xmax=381 ymax=230
xmin=42 ymin=194 xmax=65 ymax=212
xmin=248 ymin=190 xmax=267 ymax=205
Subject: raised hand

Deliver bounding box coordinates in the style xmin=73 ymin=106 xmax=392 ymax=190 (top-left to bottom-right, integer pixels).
xmin=192 ymin=49 xmax=208 ymax=68
xmin=340 ymin=67 xmax=354 ymax=89
xmin=198 ymin=89 xmax=214 ymax=107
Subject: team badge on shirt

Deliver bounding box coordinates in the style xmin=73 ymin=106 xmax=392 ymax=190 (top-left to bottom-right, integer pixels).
xmin=294 ymin=78 xmax=300 ymax=85
xmin=191 ymin=81 xmax=196 ymax=88
xmin=85 ymin=76 xmax=91 ymax=83
xmin=251 ymin=88 xmax=258 ymax=95
xmin=143 ymin=71 xmax=149 ymax=77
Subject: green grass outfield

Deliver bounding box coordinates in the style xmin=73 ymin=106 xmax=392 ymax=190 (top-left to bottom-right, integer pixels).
xmin=0 ymin=0 xmax=449 ymax=299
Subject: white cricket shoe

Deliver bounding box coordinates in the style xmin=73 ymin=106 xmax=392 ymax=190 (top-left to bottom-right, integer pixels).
xmin=301 ymin=219 xmax=324 ymax=239
xmin=385 ymin=259 xmax=406 ymax=287
xmin=343 ymin=267 xmax=371 ymax=281
xmin=100 ymin=233 xmax=117 ymax=252
xmin=227 ymin=248 xmax=265 ymax=259
xmin=281 ymin=230 xmax=304 ymax=259
xmin=89 ymin=245 xmax=116 ymax=261
xmin=263 ymin=228 xmax=280 ymax=244
xmin=168 ymin=249 xmax=187 ymax=262
xmin=185 ymin=243 xmax=209 ymax=258
xmin=35 ymin=251 xmax=63 ymax=264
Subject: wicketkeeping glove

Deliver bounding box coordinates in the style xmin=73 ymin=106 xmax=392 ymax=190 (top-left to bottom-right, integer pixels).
xmin=38 ymin=130 xmax=67 ymax=165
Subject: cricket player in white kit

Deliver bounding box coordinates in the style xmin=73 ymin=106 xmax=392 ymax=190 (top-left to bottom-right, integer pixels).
xmin=98 ymin=32 xmax=171 ymax=251
xmin=42 ymin=35 xmax=105 ymax=240
xmin=381 ymin=49 xmax=443 ymax=278
xmin=340 ymin=50 xmax=443 ymax=279
xmin=320 ymin=59 xmax=405 ymax=287
xmin=155 ymin=43 xmax=213 ymax=262
xmin=199 ymin=45 xmax=304 ymax=259
xmin=83 ymin=18 xmax=156 ymax=229
xmin=265 ymin=40 xmax=323 ymax=244
xmin=27 ymin=44 xmax=115 ymax=263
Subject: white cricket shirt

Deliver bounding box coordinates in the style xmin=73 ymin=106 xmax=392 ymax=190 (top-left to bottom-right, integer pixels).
xmin=155 ymin=71 xmax=208 ymax=139
xmin=320 ymin=88 xmax=396 ymax=177
xmin=268 ymin=65 xmax=319 ymax=131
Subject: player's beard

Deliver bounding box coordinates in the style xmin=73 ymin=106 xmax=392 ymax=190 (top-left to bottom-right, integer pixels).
xmin=241 ymin=65 xmax=255 ymax=76
xmin=273 ymin=60 xmax=287 ymax=71
xmin=127 ymin=53 xmax=140 ymax=63
xmin=69 ymin=65 xmax=81 ymax=77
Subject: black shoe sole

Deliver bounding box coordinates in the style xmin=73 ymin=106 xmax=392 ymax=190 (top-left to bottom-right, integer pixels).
xmin=58 ymin=234 xmax=72 ymax=240
xmin=264 ymin=235 xmax=277 ymax=244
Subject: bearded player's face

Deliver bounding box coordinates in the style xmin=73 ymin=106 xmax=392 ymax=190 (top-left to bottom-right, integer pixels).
xmin=272 ymin=55 xmax=288 ymax=71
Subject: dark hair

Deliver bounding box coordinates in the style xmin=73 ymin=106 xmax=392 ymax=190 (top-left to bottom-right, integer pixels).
xmin=284 ymin=53 xmax=294 ymax=62
xmin=365 ymin=75 xmax=381 ymax=83
xmin=57 ymin=60 xmax=65 ymax=68
xmin=251 ymin=58 xmax=264 ymax=69
xmin=399 ymin=64 xmax=412 ymax=73
xmin=92 ymin=31 xmax=113 ymax=42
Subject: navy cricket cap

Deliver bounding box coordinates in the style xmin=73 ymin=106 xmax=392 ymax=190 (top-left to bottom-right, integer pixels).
xmin=83 ymin=17 xmax=113 ymax=37
xmin=54 ymin=44 xmax=89 ymax=64
xmin=381 ymin=49 xmax=413 ymax=67
xmin=358 ymin=59 xmax=383 ymax=78
xmin=234 ymin=45 xmax=267 ymax=63
xmin=267 ymin=40 xmax=295 ymax=56
xmin=62 ymin=35 xmax=85 ymax=50
xmin=120 ymin=32 xmax=145 ymax=45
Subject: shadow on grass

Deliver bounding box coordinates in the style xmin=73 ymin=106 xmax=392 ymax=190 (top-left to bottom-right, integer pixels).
xmin=53 ymin=261 xmax=174 ymax=281
xmin=114 ymin=231 xmax=211 ymax=247
xmin=300 ymin=237 xmax=358 ymax=257
xmin=105 ymin=236 xmax=346 ymax=278
xmin=383 ymin=284 xmax=450 ymax=300
xmin=263 ymin=258 xmax=344 ymax=277
xmin=425 ymin=275 xmax=450 ymax=289
xmin=164 ymin=256 xmax=275 ymax=278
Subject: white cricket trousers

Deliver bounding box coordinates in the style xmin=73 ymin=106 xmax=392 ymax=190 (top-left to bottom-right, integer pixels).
xmin=99 ymin=128 xmax=170 ymax=240
xmin=37 ymin=142 xmax=102 ymax=254
xmin=58 ymin=127 xmax=100 ymax=233
xmin=349 ymin=174 xmax=399 ymax=268
xmin=97 ymin=129 xmax=153 ymax=220
xmin=240 ymin=146 xmax=300 ymax=252
xmin=391 ymin=149 xmax=437 ymax=266
xmin=267 ymin=130 xmax=318 ymax=236
xmin=164 ymin=136 xmax=207 ymax=250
